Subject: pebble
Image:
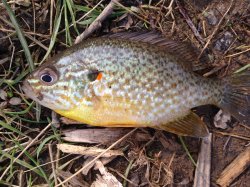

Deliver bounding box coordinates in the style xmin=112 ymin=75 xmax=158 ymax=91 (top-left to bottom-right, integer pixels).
xmin=205 ymin=9 xmax=219 ymax=25
xmin=214 ymin=31 xmax=234 ymax=52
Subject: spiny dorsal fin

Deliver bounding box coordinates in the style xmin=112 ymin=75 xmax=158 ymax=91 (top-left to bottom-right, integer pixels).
xmin=157 ymin=111 xmax=209 ymax=137
xmin=104 ymin=32 xmax=210 ymax=71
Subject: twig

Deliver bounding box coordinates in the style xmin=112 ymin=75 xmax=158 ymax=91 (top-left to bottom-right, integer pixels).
xmin=55 ymin=128 xmax=137 ymax=187
xmin=226 ymin=47 xmax=250 ymax=58
xmin=198 ymin=0 xmax=234 ymax=58
xmin=193 ymin=133 xmax=212 ymax=187
xmin=213 ymin=131 xmax=250 ymax=141
xmin=74 ymin=0 xmax=120 ymax=44
xmin=216 ymin=146 xmax=250 ymax=187
xmin=176 ymin=0 xmax=204 ymax=45
xmin=49 ymin=144 xmax=58 ymax=186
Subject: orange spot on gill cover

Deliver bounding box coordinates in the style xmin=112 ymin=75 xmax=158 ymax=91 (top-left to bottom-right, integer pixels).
xmin=96 ymin=72 xmax=103 ymax=80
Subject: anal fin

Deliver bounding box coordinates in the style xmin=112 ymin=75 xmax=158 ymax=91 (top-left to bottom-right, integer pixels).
xmin=158 ymin=111 xmax=209 ymax=138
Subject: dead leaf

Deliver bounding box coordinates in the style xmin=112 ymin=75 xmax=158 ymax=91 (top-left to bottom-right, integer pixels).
xmin=15 ymin=0 xmax=31 ymax=7
xmin=0 ymin=89 xmax=7 ymax=100
xmin=9 ymin=97 xmax=21 ymax=105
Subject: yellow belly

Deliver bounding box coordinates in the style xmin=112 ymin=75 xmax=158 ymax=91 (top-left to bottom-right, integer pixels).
xmin=55 ymin=99 xmax=143 ymax=127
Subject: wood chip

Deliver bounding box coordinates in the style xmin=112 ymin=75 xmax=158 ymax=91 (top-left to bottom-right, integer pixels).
xmin=57 ymin=144 xmax=123 ymax=157
xmin=193 ymin=133 xmax=212 ymax=187
xmin=216 ymin=146 xmax=250 ymax=187
xmin=91 ymin=160 xmax=122 ymax=187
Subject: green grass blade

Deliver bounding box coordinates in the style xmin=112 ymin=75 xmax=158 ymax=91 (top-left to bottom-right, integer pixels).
xmin=3 ymin=102 xmax=33 ymax=115
xmin=78 ymin=17 xmax=96 ymax=25
xmin=75 ymin=5 xmax=101 ymax=16
xmin=1 ymin=0 xmax=34 ymax=72
xmin=0 ymin=120 xmax=26 ymax=136
xmin=36 ymin=134 xmax=58 ymax=158
xmin=179 ymin=136 xmax=197 ymax=167
xmin=40 ymin=2 xmax=63 ymax=63
xmin=12 ymin=139 xmax=51 ymax=184
xmin=0 ymin=150 xmax=44 ymax=178
xmin=234 ymin=64 xmax=250 ymax=73
xmin=63 ymin=0 xmax=72 ymax=46
xmin=65 ymin=0 xmax=78 ymax=34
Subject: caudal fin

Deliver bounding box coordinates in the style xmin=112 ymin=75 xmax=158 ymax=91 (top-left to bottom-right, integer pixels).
xmin=220 ymin=69 xmax=250 ymax=124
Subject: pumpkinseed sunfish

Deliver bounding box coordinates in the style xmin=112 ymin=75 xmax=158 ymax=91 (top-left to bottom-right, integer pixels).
xmin=22 ymin=32 xmax=250 ymax=137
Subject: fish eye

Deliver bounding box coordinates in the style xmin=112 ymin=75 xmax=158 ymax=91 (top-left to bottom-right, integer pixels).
xmin=41 ymin=74 xmax=53 ymax=83
xmin=38 ymin=67 xmax=58 ymax=85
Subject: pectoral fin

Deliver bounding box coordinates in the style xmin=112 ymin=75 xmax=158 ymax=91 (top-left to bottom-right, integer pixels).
xmin=158 ymin=111 xmax=209 ymax=137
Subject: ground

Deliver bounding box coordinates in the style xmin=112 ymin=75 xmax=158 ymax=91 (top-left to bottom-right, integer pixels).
xmin=0 ymin=0 xmax=249 ymax=186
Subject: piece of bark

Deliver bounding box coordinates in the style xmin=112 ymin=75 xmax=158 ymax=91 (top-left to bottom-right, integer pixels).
xmin=82 ymin=156 xmax=117 ymax=175
xmin=81 ymin=157 xmax=98 ymax=175
xmin=62 ymin=128 xmax=131 ymax=144
xmin=193 ymin=133 xmax=212 ymax=187
xmin=216 ymin=146 xmax=250 ymax=187
xmin=57 ymin=170 xmax=89 ymax=187
xmin=56 ymin=128 xmax=137 ymax=187
xmin=63 ymin=128 xmax=151 ymax=144
xmin=57 ymin=144 xmax=123 ymax=157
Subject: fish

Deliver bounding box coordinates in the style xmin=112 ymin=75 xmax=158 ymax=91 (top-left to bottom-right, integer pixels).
xmin=22 ymin=32 xmax=250 ymax=137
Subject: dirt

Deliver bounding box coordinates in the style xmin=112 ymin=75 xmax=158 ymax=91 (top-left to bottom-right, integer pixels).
xmin=0 ymin=0 xmax=249 ymax=186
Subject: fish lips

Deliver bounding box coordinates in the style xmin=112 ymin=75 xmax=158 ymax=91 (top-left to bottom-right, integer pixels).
xmin=22 ymin=79 xmax=44 ymax=102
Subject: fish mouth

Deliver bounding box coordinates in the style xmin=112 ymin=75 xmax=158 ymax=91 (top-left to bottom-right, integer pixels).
xmin=22 ymin=79 xmax=43 ymax=102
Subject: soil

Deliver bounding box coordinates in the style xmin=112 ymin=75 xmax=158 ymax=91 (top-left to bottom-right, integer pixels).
xmin=0 ymin=0 xmax=249 ymax=186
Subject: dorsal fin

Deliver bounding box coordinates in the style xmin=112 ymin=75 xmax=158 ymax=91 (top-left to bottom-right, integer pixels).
xmin=104 ymin=32 xmax=209 ymax=71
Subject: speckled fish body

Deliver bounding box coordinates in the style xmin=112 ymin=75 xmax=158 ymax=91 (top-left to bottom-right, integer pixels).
xmin=22 ymin=33 xmax=250 ymax=137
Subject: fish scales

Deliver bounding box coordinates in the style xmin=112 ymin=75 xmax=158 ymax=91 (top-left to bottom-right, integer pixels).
xmin=22 ymin=33 xmax=250 ymax=137
xmin=53 ymin=39 xmax=219 ymax=124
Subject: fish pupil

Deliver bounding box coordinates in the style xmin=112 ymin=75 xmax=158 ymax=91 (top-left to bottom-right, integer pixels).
xmin=41 ymin=74 xmax=53 ymax=83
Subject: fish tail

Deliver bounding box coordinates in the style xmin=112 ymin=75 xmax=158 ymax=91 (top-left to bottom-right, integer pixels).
xmin=219 ymin=69 xmax=250 ymax=124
